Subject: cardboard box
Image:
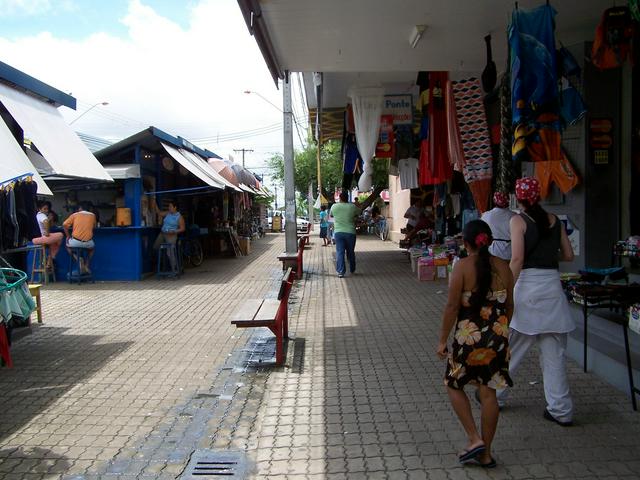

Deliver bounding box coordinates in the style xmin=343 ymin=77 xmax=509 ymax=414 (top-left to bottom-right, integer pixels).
xmin=417 ymin=258 xmax=436 ymax=281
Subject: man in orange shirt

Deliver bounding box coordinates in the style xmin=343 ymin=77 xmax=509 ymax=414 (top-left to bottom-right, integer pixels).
xmin=63 ymin=203 xmax=97 ymax=273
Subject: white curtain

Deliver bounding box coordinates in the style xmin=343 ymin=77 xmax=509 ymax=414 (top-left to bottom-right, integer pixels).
xmin=347 ymin=86 xmax=384 ymax=191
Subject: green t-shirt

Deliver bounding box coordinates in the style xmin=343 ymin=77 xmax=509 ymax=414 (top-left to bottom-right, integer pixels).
xmin=330 ymin=202 xmax=359 ymax=234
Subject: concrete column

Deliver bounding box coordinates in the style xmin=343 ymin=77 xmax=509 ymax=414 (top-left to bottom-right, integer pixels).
xmin=283 ymin=72 xmax=297 ymax=253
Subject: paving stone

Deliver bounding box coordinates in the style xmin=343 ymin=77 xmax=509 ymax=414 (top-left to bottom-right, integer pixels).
xmin=3 ymin=236 xmax=640 ymax=480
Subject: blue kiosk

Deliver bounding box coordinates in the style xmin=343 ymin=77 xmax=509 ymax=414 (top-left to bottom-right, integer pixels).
xmin=47 ymin=127 xmax=235 ymax=281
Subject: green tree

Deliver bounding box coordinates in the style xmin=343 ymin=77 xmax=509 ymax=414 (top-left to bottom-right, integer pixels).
xmin=267 ymin=140 xmax=389 ymax=202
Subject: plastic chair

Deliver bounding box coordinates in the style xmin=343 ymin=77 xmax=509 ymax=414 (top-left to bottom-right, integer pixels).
xmin=67 ymin=248 xmax=93 ymax=284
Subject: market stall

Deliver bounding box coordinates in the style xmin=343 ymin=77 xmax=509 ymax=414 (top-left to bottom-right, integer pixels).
xmin=42 ymin=126 xmax=242 ymax=281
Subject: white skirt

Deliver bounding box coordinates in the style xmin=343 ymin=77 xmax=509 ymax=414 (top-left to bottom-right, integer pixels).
xmin=510 ymin=268 xmax=575 ymax=335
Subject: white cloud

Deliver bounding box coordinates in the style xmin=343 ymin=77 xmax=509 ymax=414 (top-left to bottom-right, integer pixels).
xmin=0 ymin=0 xmax=52 ymax=16
xmin=0 ymin=0 xmax=306 ymax=189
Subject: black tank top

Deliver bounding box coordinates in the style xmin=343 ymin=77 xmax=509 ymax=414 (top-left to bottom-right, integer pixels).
xmin=522 ymin=213 xmax=561 ymax=270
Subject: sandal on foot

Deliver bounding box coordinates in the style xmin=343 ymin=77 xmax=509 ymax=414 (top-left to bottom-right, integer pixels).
xmin=479 ymin=457 xmax=497 ymax=469
xmin=458 ymin=444 xmax=485 ymax=463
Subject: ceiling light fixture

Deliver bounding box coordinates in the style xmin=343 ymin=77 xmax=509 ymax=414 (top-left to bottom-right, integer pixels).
xmin=409 ymin=25 xmax=427 ymax=49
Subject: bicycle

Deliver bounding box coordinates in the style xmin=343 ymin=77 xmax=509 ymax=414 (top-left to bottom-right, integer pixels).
xmin=372 ymin=216 xmax=389 ymax=241
xmin=181 ymin=226 xmax=204 ymax=267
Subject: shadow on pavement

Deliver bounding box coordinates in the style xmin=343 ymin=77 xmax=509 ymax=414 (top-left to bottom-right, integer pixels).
xmin=0 ymin=446 xmax=72 ymax=475
xmin=0 ymin=327 xmax=133 ymax=442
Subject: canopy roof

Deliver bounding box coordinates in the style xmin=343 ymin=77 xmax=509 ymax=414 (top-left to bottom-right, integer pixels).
xmin=240 ymin=0 xmax=611 ymax=84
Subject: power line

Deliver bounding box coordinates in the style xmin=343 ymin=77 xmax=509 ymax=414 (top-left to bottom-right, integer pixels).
xmin=233 ymin=148 xmax=254 ymax=167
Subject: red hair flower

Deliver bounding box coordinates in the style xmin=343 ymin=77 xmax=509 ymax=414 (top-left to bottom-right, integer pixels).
xmin=475 ymin=233 xmax=490 ymax=248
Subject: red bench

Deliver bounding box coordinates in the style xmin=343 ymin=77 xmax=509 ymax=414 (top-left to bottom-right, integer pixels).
xmin=278 ymin=237 xmax=305 ymax=280
xmin=231 ymin=268 xmax=293 ymax=365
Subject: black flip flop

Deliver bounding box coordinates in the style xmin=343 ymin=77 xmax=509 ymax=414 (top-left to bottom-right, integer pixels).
xmin=479 ymin=457 xmax=497 ymax=469
xmin=458 ymin=445 xmax=486 ymax=463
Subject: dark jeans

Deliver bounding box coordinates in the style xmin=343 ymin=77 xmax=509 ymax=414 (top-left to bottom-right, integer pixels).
xmin=334 ymin=232 xmax=356 ymax=275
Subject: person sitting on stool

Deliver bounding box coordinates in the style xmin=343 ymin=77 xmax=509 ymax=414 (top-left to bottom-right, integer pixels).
xmin=154 ymin=200 xmax=186 ymax=269
xmin=63 ymin=202 xmax=97 ymax=274
xmin=32 ymin=201 xmax=64 ymax=268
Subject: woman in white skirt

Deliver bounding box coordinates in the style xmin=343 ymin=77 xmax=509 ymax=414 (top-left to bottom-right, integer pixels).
xmin=497 ymin=177 xmax=576 ymax=426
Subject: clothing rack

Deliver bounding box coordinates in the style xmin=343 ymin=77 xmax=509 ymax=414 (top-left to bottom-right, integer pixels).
xmin=0 ymin=172 xmax=33 ymax=188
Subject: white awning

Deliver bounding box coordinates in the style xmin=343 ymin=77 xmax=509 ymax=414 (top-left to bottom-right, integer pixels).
xmin=238 ymin=183 xmax=256 ymax=194
xmin=0 ymin=82 xmax=112 ymax=181
xmin=104 ymin=164 xmax=141 ymax=180
xmin=178 ymin=148 xmax=242 ymax=192
xmin=0 ymin=116 xmax=52 ymax=196
xmin=161 ymin=142 xmax=225 ymax=189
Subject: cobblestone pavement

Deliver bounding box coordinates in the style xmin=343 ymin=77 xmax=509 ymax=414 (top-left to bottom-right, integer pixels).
xmin=1 ymin=234 xmax=640 ymax=479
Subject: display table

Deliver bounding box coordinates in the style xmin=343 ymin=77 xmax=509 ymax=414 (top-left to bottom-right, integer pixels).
xmin=569 ymin=283 xmax=640 ymax=410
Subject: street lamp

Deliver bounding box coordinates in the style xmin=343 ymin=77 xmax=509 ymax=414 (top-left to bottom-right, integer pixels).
xmin=69 ymin=101 xmax=109 ymax=125
xmin=243 ymin=90 xmax=282 ymax=112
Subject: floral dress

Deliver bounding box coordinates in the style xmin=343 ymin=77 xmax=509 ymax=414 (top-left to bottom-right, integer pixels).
xmin=445 ymin=277 xmax=513 ymax=391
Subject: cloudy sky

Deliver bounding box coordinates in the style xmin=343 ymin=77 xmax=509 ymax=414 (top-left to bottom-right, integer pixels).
xmin=0 ymin=0 xmax=309 ymax=193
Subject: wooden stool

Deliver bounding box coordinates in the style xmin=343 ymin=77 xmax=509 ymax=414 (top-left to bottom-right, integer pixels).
xmin=31 ymin=245 xmax=55 ymax=285
xmin=28 ymin=284 xmax=43 ymax=323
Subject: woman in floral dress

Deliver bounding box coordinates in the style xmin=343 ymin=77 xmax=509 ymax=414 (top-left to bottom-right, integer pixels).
xmin=437 ymin=220 xmax=514 ymax=468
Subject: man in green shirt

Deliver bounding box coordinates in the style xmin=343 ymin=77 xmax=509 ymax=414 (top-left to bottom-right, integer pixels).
xmin=329 ymin=191 xmax=361 ymax=277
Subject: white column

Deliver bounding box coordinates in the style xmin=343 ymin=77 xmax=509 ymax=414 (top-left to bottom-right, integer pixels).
xmin=283 ymin=72 xmax=297 ymax=253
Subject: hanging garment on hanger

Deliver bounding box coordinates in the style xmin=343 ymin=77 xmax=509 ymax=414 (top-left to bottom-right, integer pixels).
xmin=445 ymin=80 xmax=466 ymax=173
xmin=419 ymin=72 xmax=452 ymax=186
xmin=451 ymin=77 xmax=493 ymax=213
xmin=398 ymin=158 xmax=419 ymax=190
xmin=534 ymin=150 xmax=580 ymax=199
xmin=481 ymin=35 xmax=498 ymax=93
xmin=592 ymin=6 xmax=635 ymax=70
xmin=510 ymin=4 xmax=559 ymax=125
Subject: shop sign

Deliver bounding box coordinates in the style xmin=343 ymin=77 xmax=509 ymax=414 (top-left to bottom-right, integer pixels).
xmin=375 ymin=114 xmax=395 ymax=159
xmin=383 ymin=94 xmax=413 ymax=126
xmin=589 ymin=118 xmax=613 ymax=165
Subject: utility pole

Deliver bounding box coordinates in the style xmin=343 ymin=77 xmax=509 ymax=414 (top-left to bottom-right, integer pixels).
xmin=283 ymin=72 xmax=297 ymax=254
xmin=233 ymin=148 xmax=254 ymax=167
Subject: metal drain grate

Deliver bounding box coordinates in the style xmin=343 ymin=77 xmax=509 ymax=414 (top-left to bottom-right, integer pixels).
xmin=181 ymin=450 xmax=247 ymax=479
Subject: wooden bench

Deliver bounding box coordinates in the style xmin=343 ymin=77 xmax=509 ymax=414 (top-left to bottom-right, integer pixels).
xmin=277 ymin=237 xmax=305 ymax=280
xmin=231 ymin=268 xmax=294 ymax=366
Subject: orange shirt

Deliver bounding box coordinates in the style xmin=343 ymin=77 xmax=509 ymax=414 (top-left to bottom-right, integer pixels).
xmin=63 ymin=211 xmax=96 ymax=241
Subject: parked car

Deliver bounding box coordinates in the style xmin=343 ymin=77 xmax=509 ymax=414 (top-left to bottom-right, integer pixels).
xmin=296 ymin=218 xmax=310 ymax=233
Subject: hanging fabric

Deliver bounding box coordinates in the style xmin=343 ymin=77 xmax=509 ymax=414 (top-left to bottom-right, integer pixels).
xmin=451 ymin=77 xmax=493 ymax=213
xmin=347 ymin=87 xmax=385 ymax=191
xmin=445 ymin=80 xmax=466 ymax=174
xmin=419 ymin=72 xmax=453 ymax=186
xmin=496 ymin=73 xmax=515 ymax=193
xmin=509 ymin=4 xmax=562 ymax=165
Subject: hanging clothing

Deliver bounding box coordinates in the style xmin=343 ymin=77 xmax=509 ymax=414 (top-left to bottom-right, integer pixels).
xmin=451 ymin=77 xmax=493 ymax=212
xmin=592 ymin=6 xmax=636 ymax=70
xmin=534 ymin=151 xmax=580 ymax=199
xmin=398 ymin=158 xmax=419 ymax=190
xmin=451 ymin=78 xmax=493 ymax=184
xmin=509 ymin=4 xmax=559 ymax=125
xmin=343 ymin=134 xmax=362 ymax=174
xmin=418 ymin=72 xmax=453 ymax=186
xmin=445 ymin=80 xmax=466 ymax=173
